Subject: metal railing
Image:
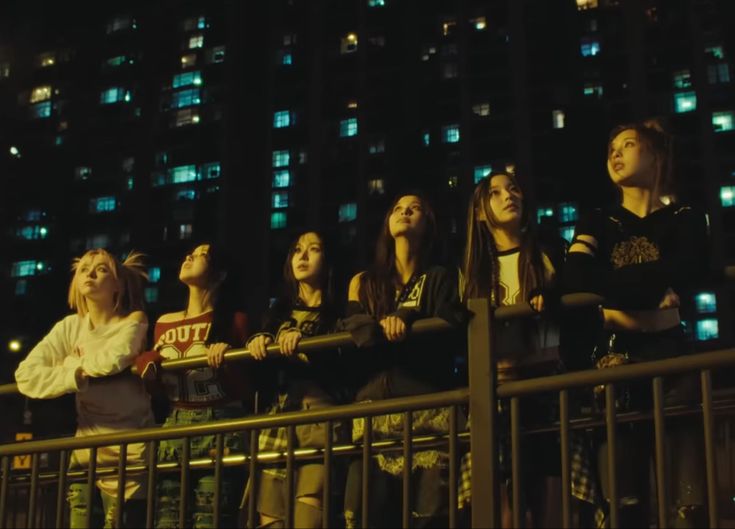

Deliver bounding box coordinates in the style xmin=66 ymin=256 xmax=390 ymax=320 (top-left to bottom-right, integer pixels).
xmin=1 ymin=289 xmax=735 ymax=527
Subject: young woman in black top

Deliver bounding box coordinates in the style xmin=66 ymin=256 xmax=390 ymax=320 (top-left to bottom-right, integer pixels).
xmin=342 ymin=193 xmax=466 ymax=529
xmin=246 ymin=230 xmax=339 ymax=529
xmin=565 ymin=120 xmax=709 ymax=527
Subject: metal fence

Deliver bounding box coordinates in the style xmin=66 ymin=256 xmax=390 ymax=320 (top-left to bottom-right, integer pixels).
xmin=1 ymin=293 xmax=734 ymax=528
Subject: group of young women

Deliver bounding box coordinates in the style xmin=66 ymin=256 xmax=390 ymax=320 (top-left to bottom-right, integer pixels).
xmin=14 ymin=118 xmax=710 ymax=528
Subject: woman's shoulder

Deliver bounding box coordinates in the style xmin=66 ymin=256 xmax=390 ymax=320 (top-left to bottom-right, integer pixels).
xmin=124 ymin=310 xmax=148 ymax=324
xmin=156 ymin=311 xmax=186 ymax=324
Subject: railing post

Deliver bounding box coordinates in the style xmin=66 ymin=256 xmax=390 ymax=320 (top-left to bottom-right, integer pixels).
xmin=0 ymin=456 xmax=9 ymax=528
xmin=55 ymin=450 xmax=68 ymax=529
xmin=701 ymin=369 xmax=719 ymax=528
xmin=468 ymin=297 xmax=498 ymax=528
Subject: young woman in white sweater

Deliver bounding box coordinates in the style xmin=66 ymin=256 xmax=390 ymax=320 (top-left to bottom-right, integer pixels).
xmin=15 ymin=248 xmax=154 ymax=528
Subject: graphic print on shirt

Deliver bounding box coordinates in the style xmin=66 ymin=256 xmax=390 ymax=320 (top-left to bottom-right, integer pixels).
xmin=610 ymin=236 xmax=661 ymax=269
xmin=276 ymin=308 xmax=321 ymax=339
xmin=155 ymin=313 xmax=226 ymax=404
xmin=497 ymin=251 xmax=521 ymax=306
xmin=397 ymin=274 xmax=427 ymax=309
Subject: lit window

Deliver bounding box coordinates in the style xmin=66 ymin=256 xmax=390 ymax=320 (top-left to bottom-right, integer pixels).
xmin=171 ymin=88 xmax=201 ymax=108
xmin=537 ymin=207 xmax=555 ymax=224
xmin=272 ymin=191 xmax=289 ymax=208
xmin=106 ymin=15 xmax=134 ymax=34
xmin=174 ymin=108 xmax=200 ymax=127
xmin=695 ymin=319 xmax=719 ymax=341
xmin=474 ymin=165 xmax=492 ymax=183
xmin=471 ymin=17 xmax=487 ymax=31
xmin=559 ymin=226 xmax=575 ymax=243
xmin=422 ymin=131 xmax=431 ymax=146
xmin=708 ymin=63 xmax=731 ymax=84
xmin=86 ymin=234 xmax=111 ymax=249
xmin=673 ymin=70 xmax=692 ymax=89
xmin=341 ymin=33 xmax=358 ymax=54
xmin=197 ymin=16 xmax=207 ymax=29
xmin=74 ymin=167 xmax=92 ymax=181
xmin=369 ymin=140 xmax=385 ymax=154
xmin=127 ymin=177 xmax=134 ymax=190
xmin=273 ymin=170 xmax=291 ymax=188
xmin=38 ymin=52 xmax=55 ymax=67
xmin=695 ymin=292 xmax=717 ymax=313
xmin=279 ymin=50 xmax=293 ymax=65
xmin=583 ymin=83 xmax=603 ymax=98
xmin=421 ymin=45 xmax=437 ymax=61
xmin=30 ymin=101 xmax=51 ymax=118
xmin=339 ymin=203 xmax=357 ymax=222
xmin=11 ymin=261 xmax=48 ymax=278
xmin=273 ymin=150 xmax=290 ymax=168
xmin=442 ymin=62 xmax=458 ymax=79
xmin=674 ymin=92 xmax=697 ymax=113
xmin=100 ymin=87 xmax=131 ymax=104
xmin=173 ymin=71 xmax=202 ymax=88
xmin=368 ymin=0 xmax=385 ymax=6
xmin=721 ymin=186 xmax=735 ymax=207
xmin=89 ymin=196 xmax=117 ymax=213
xmin=442 ymin=125 xmax=460 ymax=143
xmin=15 ymin=280 xmax=27 ymax=296
xmin=208 ymin=46 xmax=226 ymax=64
xmin=580 ymin=38 xmax=601 ymax=57
xmin=201 ymin=162 xmax=221 ymax=180
xmin=175 ymin=189 xmax=197 ymax=201
xmin=368 ymin=178 xmax=385 ymax=195
xmin=106 ymin=55 xmax=134 ymax=68
xmin=299 ymin=150 xmax=308 ymax=163
xmin=30 ymin=86 xmax=52 ymax=103
xmin=283 ymin=34 xmax=297 ymax=46
xmin=271 ymin=211 xmax=287 ymax=229
xmin=340 ymin=118 xmax=358 ymax=137
xmin=705 ymin=46 xmax=724 ymax=60
xmin=368 ymin=35 xmax=386 ymax=47
xmin=148 ymin=267 xmax=161 ymax=283
xmin=15 ymin=225 xmax=48 ymax=240
xmin=442 ymin=20 xmax=456 ymax=37
xmin=189 ymin=34 xmax=204 ymax=49
xmin=179 ymin=224 xmax=193 ymax=240
xmin=145 ymin=287 xmax=159 ymax=303
xmin=171 ymin=165 xmax=198 ymax=184
xmin=472 ymin=102 xmax=491 ymax=117
xmin=448 ymin=176 xmax=459 ymax=189
xmin=712 ymin=111 xmax=735 ymax=132
xmin=558 ymin=203 xmax=578 ymax=223
xmin=0 ymin=62 xmax=10 ymax=78
xmin=552 ymin=110 xmax=566 ymax=129
xmin=274 ymin=110 xmax=292 ymax=128
xmin=181 ymin=54 xmax=197 ymax=68
xmin=576 ymin=0 xmax=598 ymax=10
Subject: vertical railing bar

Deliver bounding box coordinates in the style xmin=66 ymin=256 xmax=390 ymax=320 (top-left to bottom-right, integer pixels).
xmin=0 ymin=456 xmax=8 ymax=528
xmin=145 ymin=440 xmax=157 ymax=529
xmin=701 ymin=369 xmax=719 ymax=527
xmin=179 ymin=438 xmax=190 ymax=529
xmin=448 ymin=406 xmax=458 ymax=529
xmin=510 ymin=397 xmax=522 ymax=529
xmin=85 ymin=447 xmax=97 ymax=529
xmin=115 ymin=443 xmax=127 ymax=528
xmin=652 ymin=377 xmax=669 ymax=529
xmin=285 ymin=425 xmax=295 ymax=529
xmin=27 ymin=453 xmax=39 ymax=529
xmin=55 ymin=450 xmax=68 ymax=529
xmin=213 ymin=434 xmax=224 ymax=529
xmin=323 ymin=420 xmax=333 ymax=529
xmin=605 ymin=384 xmax=619 ymax=529
xmin=467 ymin=298 xmax=498 ymax=528
xmin=559 ymin=390 xmax=571 ymax=529
xmin=361 ymin=416 xmax=372 ymax=529
xmin=248 ymin=430 xmax=258 ymax=529
xmin=402 ymin=411 xmax=413 ymax=529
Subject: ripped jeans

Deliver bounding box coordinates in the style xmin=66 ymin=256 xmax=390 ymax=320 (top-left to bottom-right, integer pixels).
xmin=67 ymin=483 xmax=144 ymax=529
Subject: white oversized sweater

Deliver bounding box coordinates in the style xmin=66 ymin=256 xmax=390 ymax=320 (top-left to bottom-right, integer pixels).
xmin=15 ymin=314 xmax=154 ymax=499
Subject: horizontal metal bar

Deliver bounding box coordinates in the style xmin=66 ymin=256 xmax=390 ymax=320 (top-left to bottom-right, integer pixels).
xmin=0 ymin=388 xmax=468 ymax=456
xmin=497 ymin=346 xmax=735 ymax=398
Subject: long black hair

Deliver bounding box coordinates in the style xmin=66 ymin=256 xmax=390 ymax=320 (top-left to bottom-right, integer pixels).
xmin=358 ymin=192 xmax=438 ymax=319
xmin=462 ymin=171 xmax=547 ymax=306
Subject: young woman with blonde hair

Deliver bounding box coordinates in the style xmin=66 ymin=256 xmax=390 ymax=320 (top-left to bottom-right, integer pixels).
xmin=15 ymin=248 xmax=154 ymax=528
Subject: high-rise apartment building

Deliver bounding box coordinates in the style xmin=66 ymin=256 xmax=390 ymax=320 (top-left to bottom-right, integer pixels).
xmin=1 ymin=0 xmax=733 ymax=382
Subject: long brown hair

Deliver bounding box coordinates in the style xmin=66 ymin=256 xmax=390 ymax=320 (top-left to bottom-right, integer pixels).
xmin=359 ymin=193 xmax=437 ymax=319
xmin=607 ymin=118 xmax=675 ymax=203
xmin=462 ymin=172 xmax=545 ymax=306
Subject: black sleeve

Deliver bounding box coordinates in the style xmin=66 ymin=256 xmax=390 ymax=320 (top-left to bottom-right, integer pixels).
xmin=563 ymin=209 xmax=606 ymax=296
xmin=421 ymin=266 xmax=469 ymax=327
xmin=667 ymin=206 xmax=711 ymax=294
